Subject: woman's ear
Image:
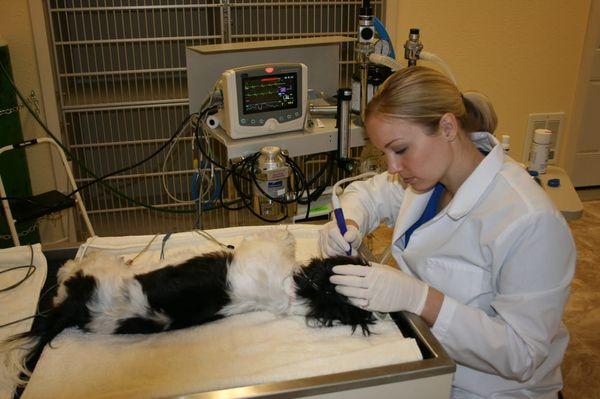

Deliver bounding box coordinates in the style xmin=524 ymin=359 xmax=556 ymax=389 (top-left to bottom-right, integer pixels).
xmin=439 ymin=113 xmax=459 ymax=142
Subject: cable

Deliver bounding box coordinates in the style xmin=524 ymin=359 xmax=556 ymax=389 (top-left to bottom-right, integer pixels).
xmin=161 ymin=133 xmax=214 ymax=204
xmin=218 ymin=153 xmax=288 ymax=223
xmin=0 ymin=245 xmax=35 ymax=293
xmin=0 ymin=245 xmax=41 ymax=329
xmin=193 ymin=113 xmax=231 ymax=172
xmin=282 ymin=154 xmax=311 ymax=220
xmin=69 ymin=112 xmax=197 ymax=197
xmin=193 ymin=229 xmax=234 ymax=250
xmin=297 ymin=152 xmax=335 ymax=205
xmin=0 ymin=314 xmax=43 ymax=329
xmin=125 ymin=233 xmax=161 ymax=265
xmin=2 ymin=62 xmax=306 ymax=220
xmin=0 ymin=63 xmax=210 ymax=214
xmin=2 ymin=63 xmax=323 ymax=223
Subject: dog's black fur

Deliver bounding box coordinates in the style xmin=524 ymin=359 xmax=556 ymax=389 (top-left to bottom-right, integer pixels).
xmin=2 ymin=253 xmax=374 ymax=383
xmin=118 ymin=252 xmax=233 ymax=333
xmin=294 ymin=255 xmax=375 ymax=335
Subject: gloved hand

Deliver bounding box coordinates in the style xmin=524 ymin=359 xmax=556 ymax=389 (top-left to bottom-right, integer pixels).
xmin=318 ymin=220 xmax=362 ymax=257
xmin=329 ymin=262 xmax=429 ymax=315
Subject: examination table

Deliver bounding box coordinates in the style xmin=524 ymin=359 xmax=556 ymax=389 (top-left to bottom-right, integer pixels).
xmin=3 ymin=225 xmax=455 ymax=399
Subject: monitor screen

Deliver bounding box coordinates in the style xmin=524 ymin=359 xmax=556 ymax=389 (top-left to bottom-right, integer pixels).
xmin=241 ymin=72 xmax=298 ymax=115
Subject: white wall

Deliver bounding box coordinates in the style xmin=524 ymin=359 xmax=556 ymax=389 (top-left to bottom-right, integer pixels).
xmin=386 ymin=0 xmax=591 ymax=164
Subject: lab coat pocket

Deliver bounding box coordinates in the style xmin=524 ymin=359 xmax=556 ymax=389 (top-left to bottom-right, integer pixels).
xmin=418 ymin=258 xmax=487 ymax=305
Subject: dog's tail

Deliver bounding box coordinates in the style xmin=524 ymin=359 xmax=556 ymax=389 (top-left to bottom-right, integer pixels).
xmin=1 ymin=330 xmax=39 ymax=386
xmin=1 ymin=273 xmax=96 ymax=385
xmin=0 ymin=311 xmax=73 ymax=385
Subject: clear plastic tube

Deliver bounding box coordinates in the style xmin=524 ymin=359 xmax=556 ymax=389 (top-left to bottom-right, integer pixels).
xmin=419 ymin=51 xmax=458 ymax=85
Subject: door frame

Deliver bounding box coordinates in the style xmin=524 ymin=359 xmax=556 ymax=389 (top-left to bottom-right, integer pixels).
xmin=565 ymin=0 xmax=600 ymax=184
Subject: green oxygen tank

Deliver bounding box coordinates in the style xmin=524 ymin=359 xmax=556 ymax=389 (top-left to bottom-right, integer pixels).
xmin=0 ymin=36 xmax=40 ymax=247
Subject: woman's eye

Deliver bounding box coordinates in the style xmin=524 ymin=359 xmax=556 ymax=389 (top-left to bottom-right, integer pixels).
xmin=394 ymin=148 xmax=406 ymax=155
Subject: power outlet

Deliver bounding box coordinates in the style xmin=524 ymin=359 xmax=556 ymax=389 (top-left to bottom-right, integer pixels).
xmin=523 ymin=112 xmax=565 ymax=165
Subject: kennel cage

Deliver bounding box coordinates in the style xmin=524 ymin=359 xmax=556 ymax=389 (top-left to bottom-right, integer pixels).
xmin=35 ymin=0 xmax=386 ymax=240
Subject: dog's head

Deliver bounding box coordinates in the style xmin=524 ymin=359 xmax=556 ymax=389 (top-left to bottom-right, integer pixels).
xmin=294 ymin=256 xmax=376 ymax=335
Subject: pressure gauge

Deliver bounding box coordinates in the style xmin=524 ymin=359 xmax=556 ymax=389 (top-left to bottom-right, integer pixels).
xmin=374 ymin=39 xmax=392 ymax=56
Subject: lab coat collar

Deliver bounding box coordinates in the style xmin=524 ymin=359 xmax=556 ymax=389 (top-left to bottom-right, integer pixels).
xmin=391 ymin=132 xmax=503 ymax=244
xmin=392 ymin=185 xmax=434 ymax=246
xmin=446 ymin=132 xmax=503 ymax=220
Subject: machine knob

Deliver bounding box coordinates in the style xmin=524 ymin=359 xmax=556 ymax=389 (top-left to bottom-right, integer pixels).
xmin=266 ymin=119 xmax=278 ymax=131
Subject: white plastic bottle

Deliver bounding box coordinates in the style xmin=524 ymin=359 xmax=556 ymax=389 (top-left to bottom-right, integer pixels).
xmin=528 ymin=128 xmax=552 ymax=174
xmin=501 ymin=134 xmax=510 ymax=154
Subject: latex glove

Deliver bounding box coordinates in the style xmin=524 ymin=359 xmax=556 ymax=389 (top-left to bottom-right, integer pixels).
xmin=318 ymin=221 xmax=362 ymax=257
xmin=330 ymin=262 xmax=429 ymax=315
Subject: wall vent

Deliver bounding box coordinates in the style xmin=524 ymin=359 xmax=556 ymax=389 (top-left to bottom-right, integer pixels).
xmin=523 ymin=112 xmax=565 ymax=164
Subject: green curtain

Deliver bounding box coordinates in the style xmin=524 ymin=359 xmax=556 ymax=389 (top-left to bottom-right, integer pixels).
xmin=0 ymin=41 xmax=40 ymax=247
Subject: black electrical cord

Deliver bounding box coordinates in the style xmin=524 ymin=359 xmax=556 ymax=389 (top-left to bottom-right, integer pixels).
xmin=218 ymin=153 xmax=289 ymax=223
xmin=282 ymin=154 xmax=311 ymax=220
xmin=68 ymin=110 xmax=203 ymax=197
xmin=0 ymin=245 xmax=36 ymax=294
xmin=192 ymin=111 xmax=289 ymax=222
xmin=2 ymin=62 xmax=336 ymax=223
xmin=220 ymin=154 xmax=291 ymax=223
xmin=0 ymin=245 xmax=60 ymax=330
xmin=219 ymin=153 xmax=260 ymax=212
xmin=0 ymin=63 xmax=209 ymax=214
xmin=297 ymin=152 xmax=335 ymax=205
xmin=193 ymin=113 xmax=235 ymax=173
xmin=194 ymin=116 xmax=295 ymax=223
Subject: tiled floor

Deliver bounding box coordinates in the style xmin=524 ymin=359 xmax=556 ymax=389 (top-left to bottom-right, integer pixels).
xmin=367 ymin=200 xmax=600 ymax=398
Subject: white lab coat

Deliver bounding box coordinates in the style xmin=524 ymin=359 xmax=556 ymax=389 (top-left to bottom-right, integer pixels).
xmin=340 ymin=133 xmax=575 ymax=399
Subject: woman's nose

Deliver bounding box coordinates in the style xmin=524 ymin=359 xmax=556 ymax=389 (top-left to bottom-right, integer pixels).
xmin=387 ymin=154 xmax=403 ymax=174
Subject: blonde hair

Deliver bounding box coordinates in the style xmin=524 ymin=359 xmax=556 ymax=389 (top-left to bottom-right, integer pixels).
xmin=366 ymin=66 xmax=497 ymax=134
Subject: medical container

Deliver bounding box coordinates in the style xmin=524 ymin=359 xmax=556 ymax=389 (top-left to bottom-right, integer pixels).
xmin=528 ymin=128 xmax=552 ymax=174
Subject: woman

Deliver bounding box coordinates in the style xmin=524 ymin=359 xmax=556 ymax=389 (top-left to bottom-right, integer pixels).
xmin=319 ymin=66 xmax=575 ymax=398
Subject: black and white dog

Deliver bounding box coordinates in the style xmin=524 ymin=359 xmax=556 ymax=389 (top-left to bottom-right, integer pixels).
xmin=1 ymin=230 xmax=375 ymax=385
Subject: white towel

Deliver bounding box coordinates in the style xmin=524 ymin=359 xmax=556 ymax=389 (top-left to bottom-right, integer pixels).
xmin=21 ymin=225 xmax=423 ymax=398
xmin=0 ymin=244 xmax=47 ymax=399
xmin=23 ymin=312 xmax=421 ymax=399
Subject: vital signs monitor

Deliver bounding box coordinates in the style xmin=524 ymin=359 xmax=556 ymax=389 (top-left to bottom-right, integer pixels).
xmin=217 ymin=63 xmax=308 ymax=139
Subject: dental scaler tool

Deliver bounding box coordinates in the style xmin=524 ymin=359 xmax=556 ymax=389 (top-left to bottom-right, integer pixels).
xmin=332 ymin=172 xmax=377 ymax=255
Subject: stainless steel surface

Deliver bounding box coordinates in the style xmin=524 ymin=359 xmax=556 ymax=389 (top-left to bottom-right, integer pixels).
xmin=253 ymin=146 xmax=289 ymax=219
xmin=309 ymin=105 xmax=337 ymax=116
xmin=337 ymin=89 xmax=352 ymax=160
xmin=404 ymin=29 xmax=424 ymax=67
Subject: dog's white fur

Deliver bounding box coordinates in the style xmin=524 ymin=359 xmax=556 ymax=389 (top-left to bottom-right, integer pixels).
xmin=221 ymin=229 xmax=302 ymax=316
xmin=1 ymin=229 xmax=306 ymax=385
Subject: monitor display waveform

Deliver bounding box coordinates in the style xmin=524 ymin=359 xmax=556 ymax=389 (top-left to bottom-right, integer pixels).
xmin=241 ymin=72 xmax=298 ymax=114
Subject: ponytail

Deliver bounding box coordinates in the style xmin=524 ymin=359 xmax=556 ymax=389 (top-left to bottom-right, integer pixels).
xmin=462 ymin=91 xmax=497 ymax=133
